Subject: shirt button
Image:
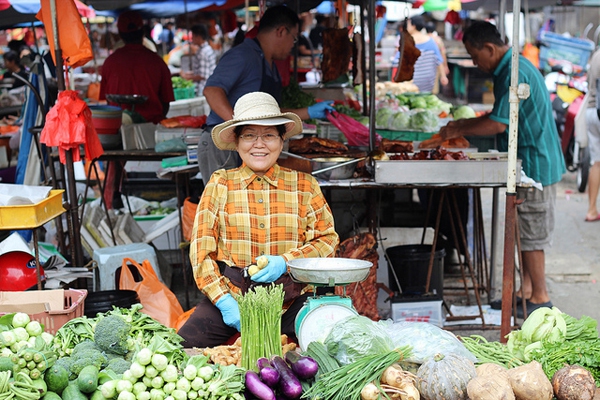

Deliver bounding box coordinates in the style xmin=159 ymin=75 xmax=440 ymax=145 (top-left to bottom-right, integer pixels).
xmin=258 ymin=198 xmax=263 ymax=203
xmin=260 ymin=223 xmax=265 ymax=228
xmin=260 ymin=251 xmax=265 ymax=255
xmin=257 ymin=177 xmax=262 ymax=182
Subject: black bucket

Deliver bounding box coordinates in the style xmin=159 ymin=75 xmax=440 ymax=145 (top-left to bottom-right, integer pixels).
xmin=385 ymin=245 xmax=446 ymax=296
xmin=84 ymin=290 xmax=140 ymax=318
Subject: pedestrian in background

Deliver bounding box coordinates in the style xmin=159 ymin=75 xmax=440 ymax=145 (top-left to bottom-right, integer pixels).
xmin=180 ymin=24 xmax=217 ymax=96
xmin=585 ymin=49 xmax=600 ymax=222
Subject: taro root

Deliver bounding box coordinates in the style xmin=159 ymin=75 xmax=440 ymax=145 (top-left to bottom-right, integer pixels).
xmin=552 ymin=364 xmax=596 ymax=400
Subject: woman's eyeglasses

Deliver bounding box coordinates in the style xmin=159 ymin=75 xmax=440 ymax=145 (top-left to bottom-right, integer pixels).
xmin=239 ymin=133 xmax=281 ymax=143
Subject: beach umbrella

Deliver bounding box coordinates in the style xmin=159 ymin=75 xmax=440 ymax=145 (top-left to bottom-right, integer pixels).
xmin=0 ymin=0 xmax=95 ymax=29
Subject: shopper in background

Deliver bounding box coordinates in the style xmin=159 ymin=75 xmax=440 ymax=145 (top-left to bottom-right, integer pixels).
xmin=309 ymin=14 xmax=327 ymax=50
xmin=585 ymin=49 xmax=600 ymax=222
xmin=425 ymin=21 xmax=449 ymax=95
xmin=2 ymin=51 xmax=29 ymax=89
xmin=439 ymin=21 xmax=565 ymax=319
xmin=178 ymin=92 xmax=339 ymax=348
xmin=180 ymin=24 xmax=217 ymax=96
xmin=200 ymin=5 xmax=334 ymax=185
xmin=402 ymin=15 xmax=448 ymax=93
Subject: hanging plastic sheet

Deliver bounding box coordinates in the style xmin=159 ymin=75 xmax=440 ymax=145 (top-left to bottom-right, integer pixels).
xmin=40 ymin=90 xmax=104 ymax=164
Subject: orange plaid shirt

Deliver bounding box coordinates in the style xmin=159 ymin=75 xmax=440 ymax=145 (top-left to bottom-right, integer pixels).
xmin=189 ymin=163 xmax=339 ymax=303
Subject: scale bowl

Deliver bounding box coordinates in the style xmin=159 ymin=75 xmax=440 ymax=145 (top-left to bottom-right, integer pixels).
xmin=287 ymin=258 xmax=372 ymax=286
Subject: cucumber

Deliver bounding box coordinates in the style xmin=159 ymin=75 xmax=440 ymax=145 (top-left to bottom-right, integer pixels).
xmin=44 ymin=364 xmax=69 ymax=395
xmin=77 ymin=365 xmax=99 ymax=393
xmin=61 ymin=383 xmax=88 ymax=400
xmin=41 ymin=392 xmax=62 ymax=400
xmin=0 ymin=357 xmax=13 ymax=372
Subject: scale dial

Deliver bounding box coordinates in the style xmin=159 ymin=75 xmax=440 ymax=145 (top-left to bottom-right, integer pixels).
xmin=296 ymin=303 xmax=357 ymax=350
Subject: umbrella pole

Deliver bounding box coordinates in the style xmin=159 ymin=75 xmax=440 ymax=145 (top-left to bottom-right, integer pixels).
xmin=500 ymin=0 xmax=524 ymax=341
xmin=50 ymin=0 xmax=84 ymax=268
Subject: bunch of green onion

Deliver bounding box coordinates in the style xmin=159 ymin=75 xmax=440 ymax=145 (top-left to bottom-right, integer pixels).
xmin=238 ymin=285 xmax=285 ymax=371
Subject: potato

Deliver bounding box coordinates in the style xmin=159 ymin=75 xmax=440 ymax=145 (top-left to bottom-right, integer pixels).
xmin=476 ymin=363 xmax=511 ymax=380
xmin=552 ymin=364 xmax=596 ymax=400
xmin=467 ymin=375 xmax=515 ymax=400
xmin=507 ymin=361 xmax=553 ymax=400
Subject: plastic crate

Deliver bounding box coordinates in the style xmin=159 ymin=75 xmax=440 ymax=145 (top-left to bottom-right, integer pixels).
xmin=0 ymin=190 xmax=65 ymax=229
xmin=316 ymin=121 xmax=345 ymax=142
xmin=539 ymin=32 xmax=595 ymax=72
xmin=0 ymin=289 xmax=87 ymax=334
xmin=173 ymin=87 xmax=195 ymax=101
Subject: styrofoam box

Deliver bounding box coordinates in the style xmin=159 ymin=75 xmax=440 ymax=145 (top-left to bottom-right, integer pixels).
xmin=390 ymin=299 xmax=445 ymax=327
xmin=155 ymin=127 xmax=204 ymax=144
xmin=166 ymin=96 xmax=210 ymax=118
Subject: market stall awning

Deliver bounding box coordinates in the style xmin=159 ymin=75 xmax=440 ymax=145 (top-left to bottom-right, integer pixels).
xmin=125 ymin=0 xmax=227 ymax=17
xmin=0 ymin=0 xmax=96 ymax=29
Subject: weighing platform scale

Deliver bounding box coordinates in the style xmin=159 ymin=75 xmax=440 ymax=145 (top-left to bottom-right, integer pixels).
xmin=287 ymin=258 xmax=373 ymax=350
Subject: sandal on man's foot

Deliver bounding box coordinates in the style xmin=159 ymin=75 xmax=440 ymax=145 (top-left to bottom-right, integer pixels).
xmin=490 ymin=296 xmax=522 ymax=310
xmin=517 ymin=300 xmax=553 ymax=319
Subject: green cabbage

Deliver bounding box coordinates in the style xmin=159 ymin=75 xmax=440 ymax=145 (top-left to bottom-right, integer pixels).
xmin=390 ymin=112 xmax=411 ymax=130
xmin=376 ymin=108 xmax=394 ymax=129
xmin=324 ymin=315 xmax=395 ymax=365
xmin=409 ymin=96 xmax=427 ymax=109
xmin=453 ymin=105 xmax=476 ymax=120
xmin=409 ymin=110 xmax=439 ymax=131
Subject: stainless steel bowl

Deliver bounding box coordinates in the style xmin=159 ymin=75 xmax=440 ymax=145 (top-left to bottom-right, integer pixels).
xmin=311 ymin=157 xmax=357 ymax=180
xmin=287 ymin=258 xmax=372 ymax=285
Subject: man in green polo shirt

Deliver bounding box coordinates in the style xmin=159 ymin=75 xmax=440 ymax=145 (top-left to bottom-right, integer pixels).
xmin=440 ymin=21 xmax=566 ymax=319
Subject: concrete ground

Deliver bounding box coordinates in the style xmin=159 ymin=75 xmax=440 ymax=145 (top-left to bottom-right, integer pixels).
xmin=170 ymin=170 xmax=600 ymax=342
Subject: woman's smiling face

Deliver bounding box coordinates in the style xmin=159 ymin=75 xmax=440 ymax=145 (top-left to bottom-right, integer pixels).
xmin=235 ymin=125 xmax=284 ymax=176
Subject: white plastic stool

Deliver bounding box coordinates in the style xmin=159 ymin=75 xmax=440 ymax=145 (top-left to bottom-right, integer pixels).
xmin=93 ymin=243 xmax=161 ymax=291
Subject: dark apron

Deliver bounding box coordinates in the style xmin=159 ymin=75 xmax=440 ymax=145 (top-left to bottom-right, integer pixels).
xmin=217 ymin=261 xmax=303 ymax=304
xmin=256 ymin=38 xmax=282 ymax=104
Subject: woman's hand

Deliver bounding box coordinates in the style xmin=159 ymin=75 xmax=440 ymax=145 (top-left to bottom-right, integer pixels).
xmin=215 ymin=293 xmax=241 ymax=331
xmin=250 ymin=255 xmax=287 ymax=283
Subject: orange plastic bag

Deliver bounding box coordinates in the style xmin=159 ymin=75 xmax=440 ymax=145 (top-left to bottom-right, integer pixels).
xmin=119 ymin=258 xmax=184 ymax=328
xmin=87 ymin=82 xmax=101 ymax=101
xmin=36 ymin=0 xmax=93 ymax=68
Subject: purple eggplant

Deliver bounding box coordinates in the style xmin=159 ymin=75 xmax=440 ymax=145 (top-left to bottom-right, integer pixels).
xmin=245 ymin=370 xmax=275 ymax=400
xmin=284 ymin=351 xmax=319 ymax=380
xmin=259 ymin=366 xmax=280 ymax=388
xmin=271 ymin=356 xmax=303 ymax=399
xmin=257 ymin=357 xmax=272 ymax=371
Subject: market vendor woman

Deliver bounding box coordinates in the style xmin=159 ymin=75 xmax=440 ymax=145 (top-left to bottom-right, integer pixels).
xmin=178 ymin=92 xmax=339 ymax=348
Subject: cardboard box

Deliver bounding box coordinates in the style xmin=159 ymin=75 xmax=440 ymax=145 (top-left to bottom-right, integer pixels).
xmin=0 ymin=289 xmax=65 ymax=313
xmin=482 ymin=92 xmax=495 ymax=104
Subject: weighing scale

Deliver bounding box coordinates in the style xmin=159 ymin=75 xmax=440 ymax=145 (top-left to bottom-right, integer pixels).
xmin=287 ymin=258 xmax=373 ymax=350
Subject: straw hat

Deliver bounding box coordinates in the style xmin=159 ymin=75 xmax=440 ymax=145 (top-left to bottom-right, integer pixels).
xmin=212 ymin=92 xmax=302 ymax=151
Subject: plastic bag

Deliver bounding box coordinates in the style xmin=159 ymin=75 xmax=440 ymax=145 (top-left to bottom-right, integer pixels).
xmin=324 ymin=315 xmax=395 ymax=365
xmin=379 ymin=320 xmax=477 ymax=364
xmin=119 ymin=258 xmax=184 ymax=329
xmin=325 ymin=111 xmax=381 ymax=147
xmin=36 ymin=0 xmax=93 ymax=68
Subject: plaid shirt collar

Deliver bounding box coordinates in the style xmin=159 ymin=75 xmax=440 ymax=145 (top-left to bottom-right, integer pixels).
xmin=239 ymin=163 xmax=280 ymax=189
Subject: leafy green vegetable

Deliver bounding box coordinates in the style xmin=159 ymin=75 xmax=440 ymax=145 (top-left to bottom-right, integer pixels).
xmin=452 ymin=105 xmax=477 ymax=120
xmin=375 ymin=108 xmax=394 ymax=129
xmin=334 ymin=104 xmax=362 ymax=120
xmin=171 ymin=77 xmax=194 ymax=89
xmin=528 ymin=339 xmax=600 ymax=384
xmin=390 ymin=112 xmax=411 ymax=130
xmin=409 ymin=96 xmax=427 ymax=109
xmin=324 ymin=315 xmax=396 ymax=365
xmin=409 ymin=110 xmax=439 ymax=131
xmin=281 ymin=79 xmax=315 ymax=109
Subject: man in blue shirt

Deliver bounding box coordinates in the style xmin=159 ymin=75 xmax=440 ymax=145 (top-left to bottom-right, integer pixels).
xmin=200 ymin=5 xmax=333 ymax=185
xmin=440 ymin=21 xmax=566 ymax=319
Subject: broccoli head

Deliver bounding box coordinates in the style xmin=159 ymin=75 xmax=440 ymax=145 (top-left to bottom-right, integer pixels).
xmin=69 ymin=347 xmax=108 ymax=375
xmin=105 ymin=357 xmax=132 ymax=375
xmin=54 ymin=357 xmax=74 ymax=380
xmin=94 ymin=315 xmax=131 ymax=356
xmin=72 ymin=340 xmax=102 ymax=354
